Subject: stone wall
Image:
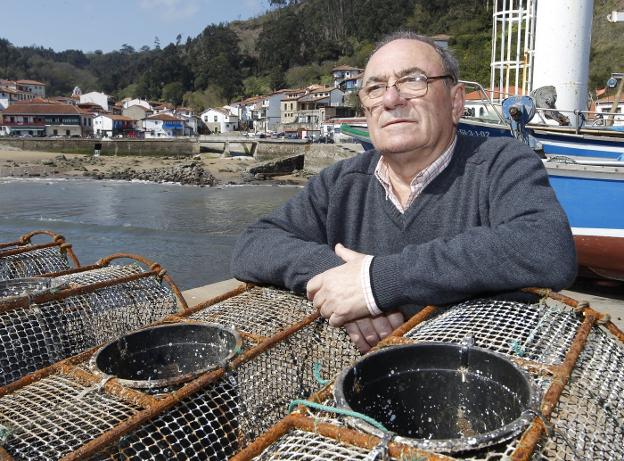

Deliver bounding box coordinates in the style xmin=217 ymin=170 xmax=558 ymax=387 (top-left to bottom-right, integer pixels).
xmin=302 ymin=144 xmax=363 ymax=173
xmin=0 ymin=138 xmax=200 ymax=156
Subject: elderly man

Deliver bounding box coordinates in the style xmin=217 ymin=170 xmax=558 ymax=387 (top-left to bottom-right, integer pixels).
xmin=231 ymin=32 xmax=576 ymax=352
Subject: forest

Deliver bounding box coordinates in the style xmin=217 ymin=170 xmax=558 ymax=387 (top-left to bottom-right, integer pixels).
xmin=0 ymin=0 xmax=622 ymax=111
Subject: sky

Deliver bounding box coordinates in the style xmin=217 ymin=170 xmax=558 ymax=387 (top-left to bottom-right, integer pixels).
xmin=2 ymin=0 xmax=269 ymax=53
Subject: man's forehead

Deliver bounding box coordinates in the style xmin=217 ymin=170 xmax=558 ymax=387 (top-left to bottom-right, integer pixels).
xmin=364 ymin=39 xmax=443 ymax=79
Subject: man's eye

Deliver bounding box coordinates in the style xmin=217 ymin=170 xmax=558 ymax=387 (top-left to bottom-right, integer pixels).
xmin=365 ymin=84 xmax=385 ymax=95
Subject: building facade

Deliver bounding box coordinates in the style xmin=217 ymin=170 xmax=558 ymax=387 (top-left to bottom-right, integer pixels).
xmin=0 ymin=103 xmax=93 ymax=137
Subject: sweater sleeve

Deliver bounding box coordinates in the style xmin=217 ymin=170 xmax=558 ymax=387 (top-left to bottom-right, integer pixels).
xmin=370 ymin=142 xmax=577 ymax=310
xmin=230 ymin=167 xmax=343 ymax=294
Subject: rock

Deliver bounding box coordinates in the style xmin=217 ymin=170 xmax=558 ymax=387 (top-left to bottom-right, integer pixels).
xmin=254 ymin=173 xmax=266 ymax=180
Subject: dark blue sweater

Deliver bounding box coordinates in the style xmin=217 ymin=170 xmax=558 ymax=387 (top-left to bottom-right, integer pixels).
xmin=231 ymin=134 xmax=577 ymax=312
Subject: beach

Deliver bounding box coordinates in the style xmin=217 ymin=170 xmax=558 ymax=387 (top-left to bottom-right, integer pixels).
xmin=0 ymin=146 xmax=308 ymax=186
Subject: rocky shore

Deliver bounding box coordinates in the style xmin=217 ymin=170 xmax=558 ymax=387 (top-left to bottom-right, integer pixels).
xmin=0 ymin=148 xmax=308 ymax=187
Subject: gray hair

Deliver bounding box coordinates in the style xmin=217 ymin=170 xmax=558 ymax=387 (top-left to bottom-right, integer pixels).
xmin=370 ymin=31 xmax=460 ymax=84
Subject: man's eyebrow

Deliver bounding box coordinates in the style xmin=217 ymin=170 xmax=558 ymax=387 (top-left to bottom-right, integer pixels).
xmin=364 ymin=66 xmax=427 ymax=85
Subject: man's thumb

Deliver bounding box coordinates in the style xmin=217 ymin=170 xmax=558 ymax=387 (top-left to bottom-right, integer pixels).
xmin=335 ymin=243 xmax=358 ymax=262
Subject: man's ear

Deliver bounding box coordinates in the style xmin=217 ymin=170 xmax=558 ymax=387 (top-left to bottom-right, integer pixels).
xmin=450 ymin=82 xmax=465 ymax=124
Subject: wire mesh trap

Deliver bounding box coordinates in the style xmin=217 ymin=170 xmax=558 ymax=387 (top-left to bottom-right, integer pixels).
xmin=0 ymin=286 xmax=360 ymax=461
xmin=0 ymin=253 xmax=186 ymax=387
xmin=232 ymin=291 xmax=624 ymax=461
xmin=0 ymin=230 xmax=80 ymax=280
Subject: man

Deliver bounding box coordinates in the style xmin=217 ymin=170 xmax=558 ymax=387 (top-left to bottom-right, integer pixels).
xmin=231 ymin=32 xmax=576 ymax=352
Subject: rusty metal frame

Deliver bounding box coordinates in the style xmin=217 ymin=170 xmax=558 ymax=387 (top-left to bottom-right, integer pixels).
xmin=0 ymin=230 xmax=80 ymax=268
xmin=0 ymin=252 xmax=188 ymax=312
xmin=230 ymin=289 xmax=621 ymax=461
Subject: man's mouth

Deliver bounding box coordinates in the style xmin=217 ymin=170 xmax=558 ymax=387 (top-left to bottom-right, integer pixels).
xmin=380 ymin=118 xmax=415 ymax=128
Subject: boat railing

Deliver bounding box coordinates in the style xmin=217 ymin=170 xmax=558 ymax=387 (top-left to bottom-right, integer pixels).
xmin=530 ymin=107 xmax=624 ymax=134
xmin=460 ymin=80 xmax=508 ymax=126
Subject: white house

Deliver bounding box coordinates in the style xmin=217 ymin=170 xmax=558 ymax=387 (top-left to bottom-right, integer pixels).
xmin=200 ymin=108 xmax=239 ymax=133
xmin=93 ymin=114 xmax=135 ymax=138
xmin=80 ymin=92 xmax=113 ymax=112
xmin=143 ymin=113 xmax=186 ymax=138
xmin=16 ymin=80 xmax=46 ymax=98
xmin=331 ymin=65 xmax=363 ymax=88
xmin=123 ymin=98 xmax=152 ymax=110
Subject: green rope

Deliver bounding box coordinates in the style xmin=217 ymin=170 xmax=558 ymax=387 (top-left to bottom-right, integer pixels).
xmin=312 ymin=362 xmax=329 ymax=385
xmin=288 ymin=399 xmax=389 ymax=432
xmin=0 ymin=423 xmax=12 ymax=444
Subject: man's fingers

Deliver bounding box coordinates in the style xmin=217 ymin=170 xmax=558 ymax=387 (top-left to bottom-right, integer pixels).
xmin=306 ymin=274 xmax=322 ymax=300
xmin=355 ymin=318 xmax=381 ymax=347
xmin=369 ymin=315 xmax=394 ymax=340
xmin=344 ymin=321 xmax=371 ymax=353
xmin=387 ymin=310 xmax=405 ymax=330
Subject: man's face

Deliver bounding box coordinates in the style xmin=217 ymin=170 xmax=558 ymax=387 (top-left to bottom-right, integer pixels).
xmin=362 ymin=39 xmax=464 ymax=157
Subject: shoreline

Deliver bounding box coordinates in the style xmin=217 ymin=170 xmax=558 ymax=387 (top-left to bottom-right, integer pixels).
xmin=0 ymin=148 xmax=309 ymax=187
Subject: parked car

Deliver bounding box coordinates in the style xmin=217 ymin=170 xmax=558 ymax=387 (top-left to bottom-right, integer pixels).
xmin=254 ymin=132 xmax=267 ymax=138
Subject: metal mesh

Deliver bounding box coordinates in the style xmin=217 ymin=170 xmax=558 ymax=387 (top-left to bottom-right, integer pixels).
xmin=92 ymin=287 xmax=360 ymax=460
xmin=253 ymin=429 xmax=379 ymax=460
xmin=536 ymin=327 xmax=624 ymax=461
xmin=405 ymin=298 xmax=581 ymax=364
xmin=0 ymin=263 xmax=178 ymax=386
xmin=240 ymin=298 xmax=624 ymax=461
xmin=0 ymin=374 xmax=142 ymax=460
xmin=0 ymin=246 xmax=71 ymax=280
xmin=2 ymin=292 xmax=622 ymax=461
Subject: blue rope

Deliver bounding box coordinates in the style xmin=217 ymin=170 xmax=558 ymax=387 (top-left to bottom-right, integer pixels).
xmin=312 ymin=362 xmax=329 ymax=385
xmin=288 ymin=399 xmax=389 ymax=432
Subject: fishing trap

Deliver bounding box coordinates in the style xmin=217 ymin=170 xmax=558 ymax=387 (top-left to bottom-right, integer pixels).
xmin=0 ymin=230 xmax=80 ymax=280
xmin=0 ymin=267 xmax=621 ymax=460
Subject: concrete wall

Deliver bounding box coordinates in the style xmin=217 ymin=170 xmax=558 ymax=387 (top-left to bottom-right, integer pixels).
xmin=0 ymin=138 xmax=200 ymax=156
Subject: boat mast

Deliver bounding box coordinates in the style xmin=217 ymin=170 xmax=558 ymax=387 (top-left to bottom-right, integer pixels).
xmin=490 ymin=0 xmax=536 ymax=104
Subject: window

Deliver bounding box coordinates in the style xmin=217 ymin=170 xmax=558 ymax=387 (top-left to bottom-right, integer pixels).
xmin=53 ymin=129 xmax=58 ymax=135
xmin=66 ymin=130 xmax=70 ymax=136
xmin=214 ymin=116 xmax=218 ymax=122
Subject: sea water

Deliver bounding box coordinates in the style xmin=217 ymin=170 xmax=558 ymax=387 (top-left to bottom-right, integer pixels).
xmin=0 ymin=177 xmax=300 ymax=290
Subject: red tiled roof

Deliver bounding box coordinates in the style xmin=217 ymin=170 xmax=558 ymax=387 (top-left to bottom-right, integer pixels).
xmin=332 ymin=65 xmax=362 ymax=72
xmin=465 ymin=87 xmax=525 ymax=101
xmin=146 ymin=113 xmax=184 ymax=121
xmin=1 ymin=104 xmax=83 ymax=115
xmin=98 ymin=114 xmax=133 ymax=121
xmin=16 ymin=79 xmax=47 ymax=86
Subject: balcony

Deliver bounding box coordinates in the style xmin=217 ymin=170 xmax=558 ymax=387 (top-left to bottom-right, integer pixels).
xmin=1 ymin=121 xmax=46 ymax=127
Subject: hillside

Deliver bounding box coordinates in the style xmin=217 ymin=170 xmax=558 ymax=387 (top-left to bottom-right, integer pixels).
xmin=0 ymin=0 xmax=622 ymax=109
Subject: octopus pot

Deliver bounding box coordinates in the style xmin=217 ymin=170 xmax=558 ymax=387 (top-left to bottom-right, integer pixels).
xmin=333 ymin=342 xmax=539 ymax=454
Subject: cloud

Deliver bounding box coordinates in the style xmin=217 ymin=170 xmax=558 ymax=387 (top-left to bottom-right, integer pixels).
xmin=138 ymin=0 xmax=200 ymax=20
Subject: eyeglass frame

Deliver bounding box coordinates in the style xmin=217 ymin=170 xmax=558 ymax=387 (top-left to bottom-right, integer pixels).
xmin=358 ymin=73 xmax=454 ymax=109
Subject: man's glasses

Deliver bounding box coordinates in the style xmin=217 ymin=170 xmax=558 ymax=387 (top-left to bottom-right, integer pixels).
xmin=358 ymin=74 xmax=453 ymax=108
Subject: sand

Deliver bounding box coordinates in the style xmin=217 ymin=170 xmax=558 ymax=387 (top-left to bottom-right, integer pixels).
xmin=0 ymin=148 xmax=307 ymax=186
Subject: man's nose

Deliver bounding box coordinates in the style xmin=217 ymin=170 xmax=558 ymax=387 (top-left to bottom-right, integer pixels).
xmin=382 ymin=84 xmax=406 ymax=109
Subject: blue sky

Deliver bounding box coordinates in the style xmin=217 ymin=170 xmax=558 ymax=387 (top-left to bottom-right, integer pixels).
xmin=2 ymin=0 xmax=269 ymax=52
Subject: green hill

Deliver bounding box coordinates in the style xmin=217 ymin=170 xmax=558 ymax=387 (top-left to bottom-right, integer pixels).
xmin=0 ymin=0 xmax=622 ymax=108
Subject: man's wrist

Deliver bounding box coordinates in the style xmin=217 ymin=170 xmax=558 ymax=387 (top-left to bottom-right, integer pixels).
xmin=361 ymin=255 xmax=382 ymax=316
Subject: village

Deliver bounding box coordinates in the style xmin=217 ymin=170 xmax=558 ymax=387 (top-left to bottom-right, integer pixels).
xmin=0 ymin=64 xmax=367 ymax=142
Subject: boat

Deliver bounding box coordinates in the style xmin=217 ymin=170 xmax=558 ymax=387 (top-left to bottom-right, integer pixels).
xmin=340 ymin=120 xmax=624 ymax=281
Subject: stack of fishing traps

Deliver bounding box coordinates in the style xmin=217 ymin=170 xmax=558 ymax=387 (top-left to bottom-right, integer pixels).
xmin=0 ymin=231 xmax=621 ymax=460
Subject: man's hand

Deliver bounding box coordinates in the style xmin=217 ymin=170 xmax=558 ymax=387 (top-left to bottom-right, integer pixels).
xmin=344 ymin=311 xmax=405 ymax=353
xmin=307 ymin=243 xmax=369 ymax=327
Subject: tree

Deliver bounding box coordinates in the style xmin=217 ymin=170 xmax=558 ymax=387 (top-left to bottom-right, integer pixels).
xmin=162 ymin=81 xmax=185 ymax=106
